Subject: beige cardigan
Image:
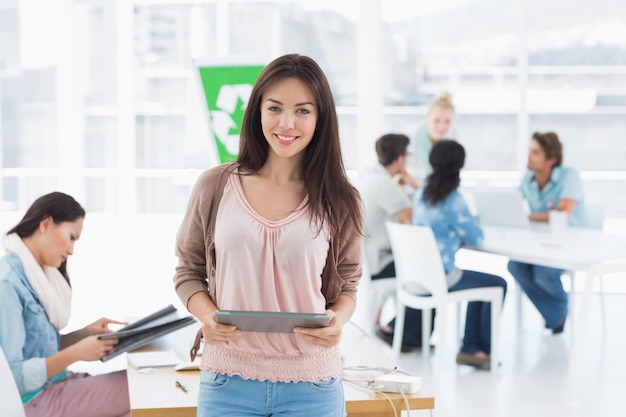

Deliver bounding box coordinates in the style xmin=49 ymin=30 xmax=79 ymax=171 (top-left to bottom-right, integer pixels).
xmin=173 ymin=161 xmax=363 ymax=315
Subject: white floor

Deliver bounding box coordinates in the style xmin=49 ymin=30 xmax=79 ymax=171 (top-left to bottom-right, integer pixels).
xmin=371 ymin=285 xmax=626 ymax=417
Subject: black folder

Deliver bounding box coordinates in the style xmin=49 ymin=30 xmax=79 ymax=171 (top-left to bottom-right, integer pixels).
xmin=97 ymin=304 xmax=197 ymax=362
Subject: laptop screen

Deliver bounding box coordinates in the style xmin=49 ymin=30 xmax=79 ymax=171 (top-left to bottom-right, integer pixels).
xmin=473 ymin=189 xmax=530 ymax=228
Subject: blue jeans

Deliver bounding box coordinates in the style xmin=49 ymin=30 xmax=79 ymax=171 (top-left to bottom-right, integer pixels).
xmin=197 ymin=371 xmax=346 ymax=417
xmin=371 ymin=261 xmax=396 ymax=280
xmin=507 ymin=260 xmax=567 ymax=329
xmin=387 ymin=270 xmax=507 ymax=354
xmin=449 ymin=270 xmax=508 ymax=355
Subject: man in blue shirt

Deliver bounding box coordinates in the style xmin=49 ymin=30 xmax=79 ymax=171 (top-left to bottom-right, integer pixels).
xmin=508 ymin=132 xmax=588 ymax=334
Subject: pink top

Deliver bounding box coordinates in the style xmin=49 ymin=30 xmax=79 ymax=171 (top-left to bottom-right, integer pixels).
xmin=201 ymin=172 xmax=343 ymax=382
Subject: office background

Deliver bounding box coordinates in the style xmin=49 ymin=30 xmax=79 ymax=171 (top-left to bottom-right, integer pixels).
xmin=1 ymin=0 xmax=625 ymax=315
xmin=1 ymin=0 xmax=625 ymax=214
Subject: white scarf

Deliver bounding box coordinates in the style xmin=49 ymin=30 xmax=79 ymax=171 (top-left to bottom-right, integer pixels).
xmin=3 ymin=233 xmax=72 ymax=330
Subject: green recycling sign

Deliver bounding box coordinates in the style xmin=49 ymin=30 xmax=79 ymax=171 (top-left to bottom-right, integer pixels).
xmin=198 ymin=64 xmax=265 ymax=163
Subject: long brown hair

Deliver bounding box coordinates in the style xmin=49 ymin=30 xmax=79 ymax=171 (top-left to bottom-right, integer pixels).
xmin=238 ymin=53 xmax=363 ymax=239
xmin=7 ymin=192 xmax=85 ymax=285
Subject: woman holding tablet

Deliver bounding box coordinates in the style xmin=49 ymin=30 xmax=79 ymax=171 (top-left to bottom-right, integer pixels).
xmin=173 ymin=54 xmax=364 ymax=417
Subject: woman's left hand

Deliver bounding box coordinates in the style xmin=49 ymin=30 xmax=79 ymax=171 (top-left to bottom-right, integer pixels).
xmin=84 ymin=317 xmax=128 ymax=335
xmin=294 ymin=310 xmax=343 ymax=348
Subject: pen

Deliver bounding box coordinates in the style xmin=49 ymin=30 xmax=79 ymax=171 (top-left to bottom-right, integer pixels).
xmin=175 ymin=380 xmax=188 ymax=393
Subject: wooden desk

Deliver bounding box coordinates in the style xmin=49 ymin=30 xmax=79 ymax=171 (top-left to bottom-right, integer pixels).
xmin=126 ymin=323 xmax=434 ymax=417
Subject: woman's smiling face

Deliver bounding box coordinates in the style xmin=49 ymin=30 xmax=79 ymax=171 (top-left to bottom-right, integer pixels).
xmin=260 ymin=77 xmax=318 ymax=161
xmin=426 ymin=105 xmax=454 ymax=141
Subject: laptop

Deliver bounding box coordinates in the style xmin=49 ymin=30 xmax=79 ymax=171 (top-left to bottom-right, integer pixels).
xmin=473 ymin=188 xmax=531 ymax=228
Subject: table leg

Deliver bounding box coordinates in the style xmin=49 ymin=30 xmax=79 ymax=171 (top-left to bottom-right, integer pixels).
xmin=568 ymin=265 xmax=596 ymax=395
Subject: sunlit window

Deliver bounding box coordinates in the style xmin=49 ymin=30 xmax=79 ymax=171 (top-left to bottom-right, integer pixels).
xmin=1 ymin=0 xmax=625 ymax=216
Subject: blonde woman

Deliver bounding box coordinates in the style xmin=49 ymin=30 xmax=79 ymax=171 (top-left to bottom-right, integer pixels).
xmin=411 ymin=92 xmax=456 ymax=179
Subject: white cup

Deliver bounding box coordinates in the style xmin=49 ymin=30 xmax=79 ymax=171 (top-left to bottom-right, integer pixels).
xmin=549 ymin=211 xmax=568 ymax=230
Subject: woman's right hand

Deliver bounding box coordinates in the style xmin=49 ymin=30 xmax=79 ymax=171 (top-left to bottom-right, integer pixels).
xmin=47 ymin=334 xmax=120 ymax=378
xmin=200 ymin=311 xmax=240 ymax=345
xmin=187 ymin=292 xmax=240 ymax=345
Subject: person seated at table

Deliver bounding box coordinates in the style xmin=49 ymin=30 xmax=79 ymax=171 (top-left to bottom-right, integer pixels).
xmin=360 ymin=133 xmax=423 ymax=352
xmin=411 ymin=139 xmax=507 ymax=368
xmin=362 ymin=134 xmax=416 ymax=282
xmin=507 ymin=132 xmax=588 ymax=334
xmin=0 ymin=191 xmax=130 ymax=417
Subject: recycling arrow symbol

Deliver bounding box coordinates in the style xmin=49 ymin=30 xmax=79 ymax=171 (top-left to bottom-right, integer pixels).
xmin=210 ymin=83 xmax=253 ymax=155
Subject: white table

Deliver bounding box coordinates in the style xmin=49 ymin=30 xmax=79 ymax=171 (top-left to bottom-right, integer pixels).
xmin=469 ymin=225 xmax=626 ymax=390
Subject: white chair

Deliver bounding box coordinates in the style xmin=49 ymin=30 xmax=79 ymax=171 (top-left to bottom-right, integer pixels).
xmin=385 ymin=221 xmax=503 ymax=378
xmin=362 ymin=245 xmax=396 ymax=335
xmin=0 ymin=346 xmax=26 ymax=417
xmin=352 ymin=175 xmax=397 ymax=335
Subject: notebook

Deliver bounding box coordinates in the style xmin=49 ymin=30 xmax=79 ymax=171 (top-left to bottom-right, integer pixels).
xmin=473 ymin=188 xmax=531 ymax=228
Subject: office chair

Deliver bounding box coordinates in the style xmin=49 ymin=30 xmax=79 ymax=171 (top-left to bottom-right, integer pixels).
xmin=352 ymin=175 xmax=397 ymax=336
xmin=362 ymin=245 xmax=396 ymax=335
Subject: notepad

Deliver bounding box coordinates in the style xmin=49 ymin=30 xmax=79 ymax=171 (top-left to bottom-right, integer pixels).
xmin=127 ymin=350 xmax=182 ymax=369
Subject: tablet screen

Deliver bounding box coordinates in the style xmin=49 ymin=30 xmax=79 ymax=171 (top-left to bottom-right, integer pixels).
xmin=214 ymin=310 xmax=330 ymax=333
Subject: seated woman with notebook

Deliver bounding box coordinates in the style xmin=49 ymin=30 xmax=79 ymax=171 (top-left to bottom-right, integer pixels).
xmin=391 ymin=140 xmax=508 ymax=368
xmin=0 ymin=192 xmax=130 ymax=417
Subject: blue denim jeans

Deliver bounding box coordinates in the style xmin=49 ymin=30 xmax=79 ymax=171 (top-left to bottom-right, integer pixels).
xmin=449 ymin=270 xmax=508 ymax=355
xmin=197 ymin=371 xmax=346 ymax=417
xmin=387 ymin=270 xmax=507 ymax=354
xmin=507 ymin=260 xmax=567 ymax=329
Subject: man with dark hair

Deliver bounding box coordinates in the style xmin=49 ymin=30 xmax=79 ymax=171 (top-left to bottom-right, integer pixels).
xmin=360 ymin=133 xmax=420 ymax=351
xmin=363 ymin=133 xmax=417 ymax=280
xmin=508 ymin=131 xmax=588 ymax=334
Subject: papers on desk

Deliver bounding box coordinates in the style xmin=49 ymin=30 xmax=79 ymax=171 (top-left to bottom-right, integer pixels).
xmin=127 ymin=350 xmax=182 ymax=369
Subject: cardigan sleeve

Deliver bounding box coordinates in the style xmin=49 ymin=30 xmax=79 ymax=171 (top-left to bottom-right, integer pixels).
xmin=174 ymin=164 xmax=235 ymax=308
xmin=321 ymin=204 xmax=364 ymax=307
xmin=335 ymin=221 xmax=363 ymax=304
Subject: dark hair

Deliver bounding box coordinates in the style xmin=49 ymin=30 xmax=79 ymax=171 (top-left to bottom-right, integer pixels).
xmin=375 ymin=133 xmax=410 ymax=167
xmin=237 ymin=53 xmax=362 ymax=238
xmin=7 ymin=192 xmax=86 ymax=284
xmin=423 ymin=140 xmax=465 ymax=205
xmin=532 ymin=131 xmax=563 ymax=166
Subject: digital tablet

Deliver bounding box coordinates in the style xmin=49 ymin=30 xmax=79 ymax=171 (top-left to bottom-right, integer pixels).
xmin=214 ymin=310 xmax=330 ymax=333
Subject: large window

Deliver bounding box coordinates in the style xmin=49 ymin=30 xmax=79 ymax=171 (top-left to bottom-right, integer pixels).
xmin=1 ymin=0 xmax=625 ymax=216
